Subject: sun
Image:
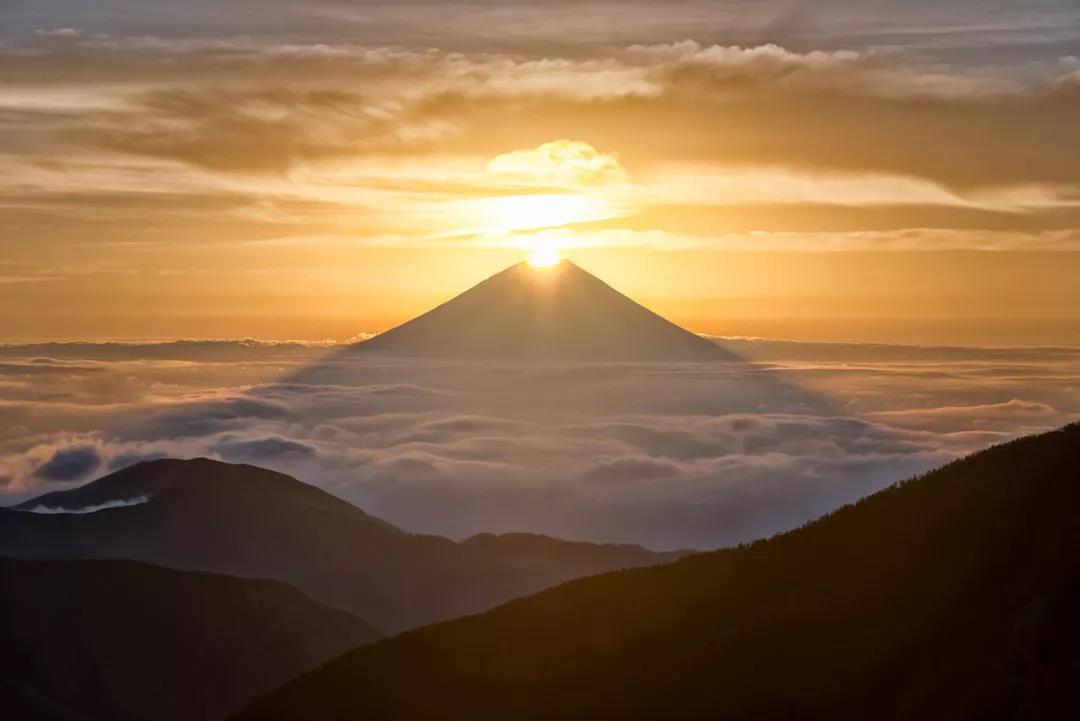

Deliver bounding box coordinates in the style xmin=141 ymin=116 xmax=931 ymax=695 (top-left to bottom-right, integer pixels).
xmin=481 ymin=193 xmax=603 ymax=233
xmin=528 ymin=246 xmax=562 ymax=267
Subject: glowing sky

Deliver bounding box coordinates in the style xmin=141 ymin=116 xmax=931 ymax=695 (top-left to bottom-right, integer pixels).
xmin=2 ymin=1 xmax=1080 ymax=343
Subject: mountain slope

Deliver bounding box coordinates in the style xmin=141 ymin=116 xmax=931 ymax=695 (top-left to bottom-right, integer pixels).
xmin=354 ymin=260 xmax=733 ymax=361
xmin=0 ymin=556 xmax=379 ymax=721
xmin=236 ymin=423 xmax=1080 ymax=721
xmin=0 ymin=458 xmax=674 ymax=633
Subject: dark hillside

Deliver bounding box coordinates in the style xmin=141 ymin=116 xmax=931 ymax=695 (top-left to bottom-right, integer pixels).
xmin=1 ymin=458 xmax=672 ymax=633
xmin=238 ymin=423 xmax=1080 ymax=721
xmin=0 ymin=557 xmax=379 ymax=721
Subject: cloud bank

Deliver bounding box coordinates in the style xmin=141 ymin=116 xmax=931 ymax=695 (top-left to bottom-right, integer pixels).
xmin=1 ymin=339 xmax=1075 ymax=549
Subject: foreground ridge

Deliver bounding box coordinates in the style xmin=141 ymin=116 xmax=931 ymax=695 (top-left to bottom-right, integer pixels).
xmin=0 ymin=556 xmax=379 ymax=721
xmin=237 ymin=423 xmax=1080 ymax=721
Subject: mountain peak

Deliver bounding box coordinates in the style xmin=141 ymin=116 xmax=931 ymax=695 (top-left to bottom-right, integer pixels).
xmin=2 ymin=458 xmax=671 ymax=633
xmin=11 ymin=457 xmax=390 ymax=529
xmin=355 ymin=260 xmax=734 ymax=361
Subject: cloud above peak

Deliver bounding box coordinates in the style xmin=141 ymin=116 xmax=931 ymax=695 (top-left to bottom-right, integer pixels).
xmin=487 ymin=140 xmax=628 ymax=188
xmin=5 ymin=38 xmax=1077 ymax=186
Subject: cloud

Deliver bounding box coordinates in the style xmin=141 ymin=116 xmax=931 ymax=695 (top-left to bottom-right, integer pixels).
xmin=630 ymin=41 xmax=1019 ymax=99
xmin=33 ymin=446 xmax=103 ymax=482
xmin=487 ymin=140 xmax=628 ymax=187
xmin=211 ymin=435 xmax=319 ymax=460
xmin=20 ymin=496 xmax=148 ymax=514
xmin=869 ymin=399 xmax=1067 ymax=434
xmin=0 ymin=339 xmax=337 ymax=362
xmin=33 ymin=28 xmax=82 ymax=38
xmin=130 ymin=395 xmax=293 ymax=440
xmin=4 ymin=39 xmax=1078 ymax=189
xmin=84 ymin=88 xmax=416 ymax=174
xmin=9 ymin=2 xmax=1078 ymax=66
xmin=0 ymin=337 xmax=1076 ymax=549
xmin=584 ymin=455 xmax=683 ymax=483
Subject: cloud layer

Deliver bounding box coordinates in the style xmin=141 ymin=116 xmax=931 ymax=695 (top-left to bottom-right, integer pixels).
xmin=2 ymin=339 xmax=1075 ymax=549
xmin=6 ymin=37 xmax=1078 ymax=189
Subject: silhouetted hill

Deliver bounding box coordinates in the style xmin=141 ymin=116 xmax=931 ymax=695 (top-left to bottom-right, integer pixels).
xmin=0 ymin=556 xmax=379 ymax=721
xmin=236 ymin=424 xmax=1080 ymax=721
xmin=1 ymin=458 xmax=674 ymax=633
xmin=355 ymin=260 xmax=733 ymax=361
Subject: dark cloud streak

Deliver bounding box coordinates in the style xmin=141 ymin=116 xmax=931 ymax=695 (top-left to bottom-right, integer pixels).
xmin=33 ymin=446 xmax=102 ymax=482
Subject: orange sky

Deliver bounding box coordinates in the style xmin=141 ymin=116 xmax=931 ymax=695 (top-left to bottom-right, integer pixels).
xmin=2 ymin=22 xmax=1079 ymax=345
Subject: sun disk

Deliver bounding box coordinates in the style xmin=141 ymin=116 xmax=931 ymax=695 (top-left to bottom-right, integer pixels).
xmin=528 ymin=247 xmax=562 ymax=267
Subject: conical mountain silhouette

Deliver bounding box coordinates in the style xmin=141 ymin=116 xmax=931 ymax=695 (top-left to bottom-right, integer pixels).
xmin=356 ymin=260 xmax=733 ymax=361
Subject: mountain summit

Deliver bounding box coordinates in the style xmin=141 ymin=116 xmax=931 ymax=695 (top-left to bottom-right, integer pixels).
xmin=355 ymin=260 xmax=733 ymax=361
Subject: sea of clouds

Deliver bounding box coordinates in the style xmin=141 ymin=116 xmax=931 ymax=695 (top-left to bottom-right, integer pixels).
xmin=1 ymin=338 xmax=1076 ymax=549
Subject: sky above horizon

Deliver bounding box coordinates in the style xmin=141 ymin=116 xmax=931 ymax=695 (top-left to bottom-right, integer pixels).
xmin=3 ymin=0 xmax=1080 ymax=344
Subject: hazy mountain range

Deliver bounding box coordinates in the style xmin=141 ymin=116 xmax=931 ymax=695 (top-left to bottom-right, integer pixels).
xmin=1 ymin=458 xmax=676 ymax=634
xmin=237 ymin=423 xmax=1080 ymax=721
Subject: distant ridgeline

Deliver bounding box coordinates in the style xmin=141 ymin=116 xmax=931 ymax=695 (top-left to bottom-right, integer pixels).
xmin=1 ymin=458 xmax=677 ymax=721
xmin=236 ymin=424 xmax=1080 ymax=721
xmin=0 ymin=458 xmax=675 ymax=634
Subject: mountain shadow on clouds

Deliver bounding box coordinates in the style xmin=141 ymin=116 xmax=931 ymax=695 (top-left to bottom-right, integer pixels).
xmin=0 ymin=458 xmax=679 ymax=633
xmin=235 ymin=423 xmax=1080 ymax=721
xmin=98 ymin=259 xmax=873 ymax=550
xmin=284 ymin=259 xmax=823 ymax=417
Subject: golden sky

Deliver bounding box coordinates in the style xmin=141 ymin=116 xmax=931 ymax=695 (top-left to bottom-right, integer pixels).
xmin=2 ymin=5 xmax=1080 ymax=344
